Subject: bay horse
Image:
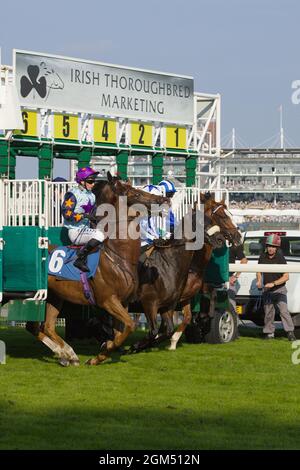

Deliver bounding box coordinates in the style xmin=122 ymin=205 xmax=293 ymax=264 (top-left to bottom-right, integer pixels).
xmin=130 ymin=192 xmax=241 ymax=352
xmin=26 ymin=173 xmax=169 ymax=366
xmin=168 ymin=192 xmax=242 ymax=349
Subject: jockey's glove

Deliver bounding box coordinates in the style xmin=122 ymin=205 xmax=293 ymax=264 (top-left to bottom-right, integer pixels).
xmin=84 ymin=213 xmax=97 ymax=222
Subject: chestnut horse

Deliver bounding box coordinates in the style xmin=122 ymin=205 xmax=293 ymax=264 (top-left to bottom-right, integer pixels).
xmin=27 ymin=174 xmax=169 ymax=366
xmin=168 ymin=192 xmax=242 ymax=349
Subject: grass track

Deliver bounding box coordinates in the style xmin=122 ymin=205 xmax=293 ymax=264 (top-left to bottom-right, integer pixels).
xmin=0 ymin=326 xmax=300 ymax=450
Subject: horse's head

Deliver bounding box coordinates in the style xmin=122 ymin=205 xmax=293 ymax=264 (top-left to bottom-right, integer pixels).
xmin=183 ymin=201 xmax=226 ymax=250
xmin=92 ymin=178 xmax=116 ymax=205
xmin=106 ymin=172 xmax=170 ymax=209
xmin=200 ymin=192 xmax=242 ymax=246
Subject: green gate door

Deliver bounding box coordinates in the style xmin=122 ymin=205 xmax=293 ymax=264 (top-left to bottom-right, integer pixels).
xmin=3 ymin=226 xmax=48 ymax=321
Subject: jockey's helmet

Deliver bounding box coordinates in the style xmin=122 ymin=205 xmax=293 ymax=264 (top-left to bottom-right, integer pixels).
xmin=75 ymin=167 xmax=99 ymax=184
xmin=158 ymin=179 xmax=176 ymax=196
xmin=265 ymin=234 xmax=281 ymax=247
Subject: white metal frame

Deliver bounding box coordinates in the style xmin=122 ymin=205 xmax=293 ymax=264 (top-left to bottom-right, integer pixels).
xmin=2 ymin=179 xmax=45 ymax=227
xmin=230 ymin=264 xmax=300 ymax=273
xmin=0 ymin=179 xmax=3 ymax=303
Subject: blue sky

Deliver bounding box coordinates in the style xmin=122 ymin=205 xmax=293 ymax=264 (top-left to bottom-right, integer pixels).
xmin=1 ymin=0 xmax=300 ymax=175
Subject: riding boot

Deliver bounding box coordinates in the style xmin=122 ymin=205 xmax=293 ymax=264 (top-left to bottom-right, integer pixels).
xmin=73 ymin=238 xmax=102 ymax=272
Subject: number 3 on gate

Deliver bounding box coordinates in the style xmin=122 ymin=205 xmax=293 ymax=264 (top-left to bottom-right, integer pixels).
xmin=54 ymin=113 xmax=79 ymax=140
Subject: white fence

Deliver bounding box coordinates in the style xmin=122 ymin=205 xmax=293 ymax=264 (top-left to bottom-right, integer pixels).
xmin=46 ymin=181 xmax=75 ymax=227
xmin=1 ymin=180 xmax=229 ymax=229
xmin=1 ymin=179 xmax=45 ymax=227
xmin=230 ymin=264 xmax=300 ymax=273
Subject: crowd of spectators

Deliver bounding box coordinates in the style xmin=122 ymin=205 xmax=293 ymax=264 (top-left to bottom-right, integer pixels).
xmin=230 ymin=200 xmax=300 ymax=210
xmin=229 ymin=199 xmax=300 ymax=229
xmin=224 ymin=181 xmax=300 ymax=191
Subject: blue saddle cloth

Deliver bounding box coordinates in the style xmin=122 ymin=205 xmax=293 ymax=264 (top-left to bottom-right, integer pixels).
xmin=48 ymin=246 xmax=100 ymax=281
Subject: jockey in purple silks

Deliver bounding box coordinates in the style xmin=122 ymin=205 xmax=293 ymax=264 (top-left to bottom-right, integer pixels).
xmin=61 ymin=167 xmax=104 ymax=272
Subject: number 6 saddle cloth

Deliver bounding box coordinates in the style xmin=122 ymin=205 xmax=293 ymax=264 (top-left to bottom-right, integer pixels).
xmin=48 ymin=246 xmax=100 ymax=281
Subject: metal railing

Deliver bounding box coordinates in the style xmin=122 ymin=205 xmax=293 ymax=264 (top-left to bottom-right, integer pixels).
xmin=1 ymin=179 xmax=230 ymax=229
xmin=230 ymin=264 xmax=300 ymax=273
xmin=1 ymin=179 xmax=45 ymax=227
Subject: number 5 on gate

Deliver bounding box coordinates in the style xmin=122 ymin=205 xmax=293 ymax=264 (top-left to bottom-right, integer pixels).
xmin=54 ymin=114 xmax=79 ymax=140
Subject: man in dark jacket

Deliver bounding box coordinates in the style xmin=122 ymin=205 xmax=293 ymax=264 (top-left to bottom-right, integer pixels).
xmin=256 ymin=234 xmax=296 ymax=340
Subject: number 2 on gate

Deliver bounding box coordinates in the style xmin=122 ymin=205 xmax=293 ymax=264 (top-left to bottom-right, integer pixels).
xmin=130 ymin=122 xmax=153 ymax=147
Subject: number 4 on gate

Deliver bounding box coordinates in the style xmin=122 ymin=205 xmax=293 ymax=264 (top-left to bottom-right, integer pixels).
xmin=93 ymin=118 xmax=117 ymax=144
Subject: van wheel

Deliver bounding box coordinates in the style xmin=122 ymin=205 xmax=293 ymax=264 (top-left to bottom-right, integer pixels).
xmin=204 ymin=310 xmax=238 ymax=344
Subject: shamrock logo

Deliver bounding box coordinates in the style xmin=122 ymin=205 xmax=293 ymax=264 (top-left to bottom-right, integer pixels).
xmin=20 ymin=65 xmax=47 ymax=98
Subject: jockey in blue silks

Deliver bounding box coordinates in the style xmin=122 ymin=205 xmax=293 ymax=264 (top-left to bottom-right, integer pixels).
xmin=61 ymin=167 xmax=104 ymax=272
xmin=140 ymin=184 xmax=162 ymax=247
xmin=158 ymin=179 xmax=177 ymax=235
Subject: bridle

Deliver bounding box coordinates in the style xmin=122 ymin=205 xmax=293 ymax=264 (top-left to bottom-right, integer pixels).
xmin=206 ymin=203 xmax=238 ymax=244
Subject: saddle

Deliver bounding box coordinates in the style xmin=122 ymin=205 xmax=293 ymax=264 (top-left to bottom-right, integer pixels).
xmin=48 ymin=245 xmax=101 ymax=281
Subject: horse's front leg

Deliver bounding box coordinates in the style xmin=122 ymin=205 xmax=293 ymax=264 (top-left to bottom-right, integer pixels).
xmin=168 ymin=302 xmax=192 ymax=350
xmin=86 ymin=296 xmax=135 ymax=365
xmin=145 ymin=309 xmax=175 ymax=348
xmin=129 ymin=302 xmax=159 ymax=353
xmin=42 ymin=297 xmax=80 ymax=366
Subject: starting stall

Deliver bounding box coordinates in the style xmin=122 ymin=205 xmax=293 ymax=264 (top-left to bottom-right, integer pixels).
xmin=0 ymin=48 xmax=232 ymax=342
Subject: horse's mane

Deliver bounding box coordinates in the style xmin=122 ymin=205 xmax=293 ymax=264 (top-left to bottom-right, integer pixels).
xmin=173 ymin=206 xmax=198 ymax=242
xmin=92 ymin=180 xmax=109 ymax=205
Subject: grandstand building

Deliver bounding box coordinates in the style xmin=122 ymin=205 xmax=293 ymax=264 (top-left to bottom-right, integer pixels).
xmin=219 ymin=149 xmax=300 ymax=204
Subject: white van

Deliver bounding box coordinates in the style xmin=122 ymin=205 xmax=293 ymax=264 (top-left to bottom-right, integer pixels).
xmin=235 ymin=230 xmax=300 ymax=332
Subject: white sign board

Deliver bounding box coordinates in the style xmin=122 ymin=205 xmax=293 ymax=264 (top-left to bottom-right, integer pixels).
xmin=14 ymin=50 xmax=194 ymax=125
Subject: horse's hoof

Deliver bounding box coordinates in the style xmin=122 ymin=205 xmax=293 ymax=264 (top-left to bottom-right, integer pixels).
xmin=85 ymin=358 xmax=97 ymax=366
xmin=58 ymin=358 xmax=70 ymax=367
xmin=69 ymin=359 xmax=80 ymax=366
xmin=84 ymin=358 xmax=95 ymax=366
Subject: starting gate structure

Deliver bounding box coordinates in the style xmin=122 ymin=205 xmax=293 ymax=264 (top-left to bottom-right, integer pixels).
xmin=0 ymin=48 xmax=227 ymax=324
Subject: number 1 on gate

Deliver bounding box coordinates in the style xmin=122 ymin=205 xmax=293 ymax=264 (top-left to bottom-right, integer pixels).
xmin=166 ymin=126 xmax=187 ymax=149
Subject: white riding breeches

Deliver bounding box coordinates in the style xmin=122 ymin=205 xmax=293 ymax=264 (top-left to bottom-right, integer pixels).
xmin=68 ymin=227 xmax=105 ymax=245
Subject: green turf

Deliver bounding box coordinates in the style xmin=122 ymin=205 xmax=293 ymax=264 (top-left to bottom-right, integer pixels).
xmin=0 ymin=325 xmax=300 ymax=450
